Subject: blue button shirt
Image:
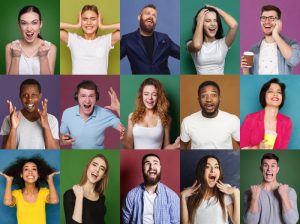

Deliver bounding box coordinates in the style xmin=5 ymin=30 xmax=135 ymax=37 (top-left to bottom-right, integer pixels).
xmin=122 ymin=182 xmax=180 ymax=224
xmin=60 ymin=105 xmax=120 ymax=149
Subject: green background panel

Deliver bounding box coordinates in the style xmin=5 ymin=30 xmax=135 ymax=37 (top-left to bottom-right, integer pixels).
xmin=0 ymin=0 xmax=60 ymax=75
xmin=60 ymin=0 xmax=120 ymax=75
xmin=180 ymin=0 xmax=240 ymax=74
xmin=120 ymin=75 xmax=180 ymax=148
xmin=240 ymin=150 xmax=300 ymax=224
xmin=60 ymin=150 xmax=120 ymax=223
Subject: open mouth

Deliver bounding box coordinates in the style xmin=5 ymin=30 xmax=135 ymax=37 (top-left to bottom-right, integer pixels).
xmin=25 ymin=32 xmax=34 ymax=39
xmin=91 ymin=172 xmax=99 ymax=180
xmin=208 ymin=175 xmax=217 ymax=181
xmin=266 ymin=172 xmax=273 ymax=178
xmin=205 ymin=104 xmax=215 ymax=111
xmin=148 ymin=170 xmax=157 ymax=176
xmin=83 ymin=104 xmax=92 ymax=109
xmin=271 ymin=97 xmax=279 ymax=101
xmin=27 ymin=175 xmax=35 ymax=179
xmin=208 ymin=27 xmax=216 ymax=32
xmin=26 ymin=103 xmax=35 ymax=110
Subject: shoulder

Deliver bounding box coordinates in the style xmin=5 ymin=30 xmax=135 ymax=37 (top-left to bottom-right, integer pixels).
xmin=63 ymin=106 xmax=77 ymax=115
xmin=158 ymin=183 xmax=179 ymax=200
xmin=245 ymin=110 xmax=263 ymax=120
xmin=64 ymin=189 xmax=75 ymax=198
xmin=278 ymin=112 xmax=292 ymax=122
xmin=219 ymin=110 xmax=240 ymax=121
xmin=128 ymin=112 xmax=133 ymax=120
xmin=281 ymin=35 xmax=299 ymax=45
xmin=40 ymin=187 xmax=50 ymax=195
xmin=288 ymin=186 xmax=297 ymax=196
xmin=47 ymin=113 xmax=58 ymax=122
xmin=95 ymin=106 xmax=116 ymax=117
xmin=183 ymin=111 xmax=201 ymax=121
xmin=155 ymin=31 xmax=169 ymax=39
xmin=122 ymin=30 xmax=137 ymax=40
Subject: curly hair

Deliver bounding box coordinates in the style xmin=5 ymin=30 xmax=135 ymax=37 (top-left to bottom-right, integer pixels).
xmin=3 ymin=155 xmax=55 ymax=189
xmin=131 ymin=78 xmax=170 ymax=128
xmin=79 ymin=154 xmax=109 ymax=195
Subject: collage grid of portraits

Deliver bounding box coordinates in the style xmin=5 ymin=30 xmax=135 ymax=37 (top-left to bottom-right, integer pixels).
xmin=0 ymin=0 xmax=300 ymax=224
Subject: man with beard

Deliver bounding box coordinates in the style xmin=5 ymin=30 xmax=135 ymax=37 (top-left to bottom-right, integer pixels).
xmin=121 ymin=4 xmax=180 ymax=74
xmin=241 ymin=5 xmax=300 ymax=74
xmin=244 ymin=153 xmax=299 ymax=224
xmin=180 ymin=80 xmax=240 ymax=149
xmin=122 ymin=154 xmax=180 ymax=224
xmin=0 ymin=79 xmax=59 ymax=149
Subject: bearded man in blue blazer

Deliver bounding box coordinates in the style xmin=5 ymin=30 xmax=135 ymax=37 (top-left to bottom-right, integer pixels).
xmin=121 ymin=4 xmax=180 ymax=74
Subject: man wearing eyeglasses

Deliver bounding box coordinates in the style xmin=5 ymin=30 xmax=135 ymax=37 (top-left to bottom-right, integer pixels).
xmin=241 ymin=5 xmax=300 ymax=75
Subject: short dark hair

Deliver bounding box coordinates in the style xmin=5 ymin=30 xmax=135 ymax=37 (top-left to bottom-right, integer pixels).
xmin=198 ymin=81 xmax=221 ymax=97
xmin=261 ymin=5 xmax=281 ymax=19
xmin=261 ymin=153 xmax=279 ymax=165
xmin=142 ymin=153 xmax=160 ymax=166
xmin=74 ymin=80 xmax=99 ymax=101
xmin=19 ymin=79 xmax=41 ymax=96
xmin=259 ymin=78 xmax=285 ymax=109
xmin=141 ymin=4 xmax=156 ymax=13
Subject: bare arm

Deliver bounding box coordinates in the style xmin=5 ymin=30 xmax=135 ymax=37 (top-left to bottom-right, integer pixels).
xmin=272 ymin=20 xmax=292 ymax=60
xmin=187 ymin=9 xmax=208 ymax=53
xmin=122 ymin=113 xmax=134 ymax=149
xmin=227 ymin=189 xmax=240 ymax=224
xmin=39 ymin=43 xmax=56 ymax=75
xmin=46 ymin=172 xmax=59 ymax=204
xmin=180 ymin=139 xmax=190 ymax=150
xmin=60 ymin=12 xmax=81 ymax=44
xmin=0 ymin=172 xmax=16 ymax=206
xmin=71 ymin=185 xmax=84 ymax=223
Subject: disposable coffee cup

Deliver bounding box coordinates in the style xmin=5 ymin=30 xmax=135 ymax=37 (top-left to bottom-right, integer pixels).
xmin=243 ymin=52 xmax=254 ymax=68
xmin=264 ymin=131 xmax=277 ymax=149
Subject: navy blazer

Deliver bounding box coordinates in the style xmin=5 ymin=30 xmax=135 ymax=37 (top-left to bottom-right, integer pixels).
xmin=121 ymin=29 xmax=180 ymax=74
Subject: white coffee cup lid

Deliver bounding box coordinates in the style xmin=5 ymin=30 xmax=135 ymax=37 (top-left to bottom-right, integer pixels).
xmin=244 ymin=51 xmax=254 ymax=55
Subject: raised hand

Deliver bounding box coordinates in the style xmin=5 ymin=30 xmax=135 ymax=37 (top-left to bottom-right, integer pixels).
xmin=38 ymin=98 xmax=50 ymax=129
xmin=37 ymin=41 xmax=50 ymax=58
xmin=250 ymin=185 xmax=262 ymax=200
xmin=10 ymin=41 xmax=22 ymax=58
xmin=181 ymin=181 xmax=201 ymax=199
xmin=73 ymin=184 xmax=84 ymax=199
xmin=60 ymin=133 xmax=76 ymax=145
xmin=7 ymin=100 xmax=21 ymax=129
xmin=216 ymin=180 xmax=238 ymax=195
xmin=278 ymin=184 xmax=289 ymax=198
xmin=119 ymin=124 xmax=126 ymax=140
xmin=105 ymin=87 xmax=120 ymax=116
xmin=0 ymin=171 xmax=14 ymax=183
xmin=197 ymin=8 xmax=209 ymax=24
xmin=47 ymin=171 xmax=60 ymax=182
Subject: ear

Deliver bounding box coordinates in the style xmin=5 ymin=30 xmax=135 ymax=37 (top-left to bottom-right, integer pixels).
xmin=40 ymin=21 xmax=43 ymax=29
xmin=138 ymin=15 xmax=141 ymax=21
xmin=260 ymin=165 xmax=262 ymax=172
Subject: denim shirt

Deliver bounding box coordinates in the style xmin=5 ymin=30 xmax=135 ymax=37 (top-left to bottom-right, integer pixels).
xmin=122 ymin=182 xmax=180 ymax=224
xmin=249 ymin=35 xmax=300 ymax=74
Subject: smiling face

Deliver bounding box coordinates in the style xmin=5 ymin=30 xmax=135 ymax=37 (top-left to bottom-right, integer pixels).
xmin=265 ymin=83 xmax=282 ymax=108
xmin=19 ymin=12 xmax=42 ymax=43
xmin=86 ymin=157 xmax=107 ymax=184
xmin=21 ymin=162 xmax=39 ymax=184
xmin=142 ymin=85 xmax=158 ymax=110
xmin=260 ymin=10 xmax=278 ymax=36
xmin=78 ymin=88 xmax=97 ymax=118
xmin=261 ymin=159 xmax=279 ymax=183
xmin=81 ymin=10 xmax=99 ymax=35
xmin=203 ymin=11 xmax=218 ymax=40
xmin=139 ymin=7 xmax=157 ymax=34
xmin=198 ymin=85 xmax=220 ymax=117
xmin=142 ymin=156 xmax=161 ymax=185
xmin=20 ymin=84 xmax=41 ymax=113
xmin=204 ymin=157 xmax=220 ymax=188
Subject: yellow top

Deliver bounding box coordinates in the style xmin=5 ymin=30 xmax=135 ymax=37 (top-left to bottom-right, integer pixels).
xmin=12 ymin=187 xmax=49 ymax=224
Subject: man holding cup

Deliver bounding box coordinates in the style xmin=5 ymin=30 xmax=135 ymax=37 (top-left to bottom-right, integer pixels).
xmin=244 ymin=153 xmax=299 ymax=224
xmin=241 ymin=5 xmax=300 ymax=75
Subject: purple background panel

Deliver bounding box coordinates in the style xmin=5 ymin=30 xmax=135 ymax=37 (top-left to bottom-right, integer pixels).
xmin=240 ymin=0 xmax=300 ymax=74
xmin=0 ymin=76 xmax=60 ymax=146
xmin=60 ymin=76 xmax=120 ymax=149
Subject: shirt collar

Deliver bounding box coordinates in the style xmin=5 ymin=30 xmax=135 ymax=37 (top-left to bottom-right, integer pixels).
xmin=141 ymin=182 xmax=161 ymax=194
xmin=75 ymin=105 xmax=97 ymax=118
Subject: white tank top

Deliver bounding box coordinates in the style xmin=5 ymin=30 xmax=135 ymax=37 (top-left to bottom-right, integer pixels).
xmin=132 ymin=119 xmax=164 ymax=149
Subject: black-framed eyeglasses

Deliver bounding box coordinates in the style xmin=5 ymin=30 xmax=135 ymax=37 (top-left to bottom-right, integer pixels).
xmin=260 ymin=16 xmax=277 ymax=22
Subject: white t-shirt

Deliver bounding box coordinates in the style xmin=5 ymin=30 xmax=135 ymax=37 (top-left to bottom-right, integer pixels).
xmin=194 ymin=194 xmax=232 ymax=224
xmin=188 ymin=37 xmax=228 ymax=74
xmin=132 ymin=119 xmax=164 ymax=149
xmin=259 ymin=39 xmax=279 ymax=74
xmin=0 ymin=112 xmax=59 ymax=149
xmin=67 ymin=32 xmax=113 ymax=75
xmin=180 ymin=110 xmax=240 ymax=149
xmin=12 ymin=40 xmax=51 ymax=75
xmin=143 ymin=191 xmax=157 ymax=224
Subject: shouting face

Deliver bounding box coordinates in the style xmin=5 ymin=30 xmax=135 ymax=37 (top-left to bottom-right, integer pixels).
xmin=142 ymin=156 xmax=161 ymax=186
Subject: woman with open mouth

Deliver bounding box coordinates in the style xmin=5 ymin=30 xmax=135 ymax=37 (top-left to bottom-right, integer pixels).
xmin=121 ymin=78 xmax=180 ymax=150
xmin=0 ymin=155 xmax=59 ymax=224
xmin=6 ymin=5 xmax=57 ymax=75
xmin=241 ymin=78 xmax=292 ymax=149
xmin=60 ymin=4 xmax=120 ymax=75
xmin=63 ymin=154 xmax=109 ymax=224
xmin=181 ymin=155 xmax=240 ymax=224
xmin=187 ymin=5 xmax=238 ymax=75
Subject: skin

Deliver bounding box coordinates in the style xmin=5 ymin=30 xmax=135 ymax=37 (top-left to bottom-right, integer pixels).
xmin=2 ymin=84 xmax=59 ymax=149
xmin=242 ymin=83 xmax=283 ymax=149
xmin=249 ymin=158 xmax=292 ymax=214
xmin=72 ymin=157 xmax=107 ymax=223
xmin=122 ymin=84 xmax=180 ymax=149
xmin=6 ymin=11 xmax=56 ymax=75
xmin=138 ymin=7 xmax=157 ymax=36
xmin=241 ymin=10 xmax=292 ymax=74
xmin=142 ymin=156 xmax=161 ymax=193
xmin=181 ymin=158 xmax=240 ymax=224
xmin=188 ymin=4 xmax=238 ymax=53
xmin=60 ymin=9 xmax=120 ymax=44
xmin=0 ymin=162 xmax=59 ymax=207
xmin=60 ymin=87 xmax=124 ymax=146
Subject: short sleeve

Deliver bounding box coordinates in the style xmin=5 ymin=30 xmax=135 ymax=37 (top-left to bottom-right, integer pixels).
xmin=231 ymin=115 xmax=240 ymax=142
xmin=67 ymin=33 xmax=76 ymax=48
xmin=0 ymin=115 xmax=11 ymax=135
xmin=60 ymin=110 xmax=70 ymax=134
xmin=220 ymin=37 xmax=229 ymax=51
xmin=48 ymin=114 xmax=59 ymax=140
xmin=41 ymin=188 xmax=50 ymax=203
xmin=105 ymin=33 xmax=114 ymax=50
xmin=11 ymin=189 xmax=20 ymax=207
xmin=180 ymin=117 xmax=190 ymax=143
